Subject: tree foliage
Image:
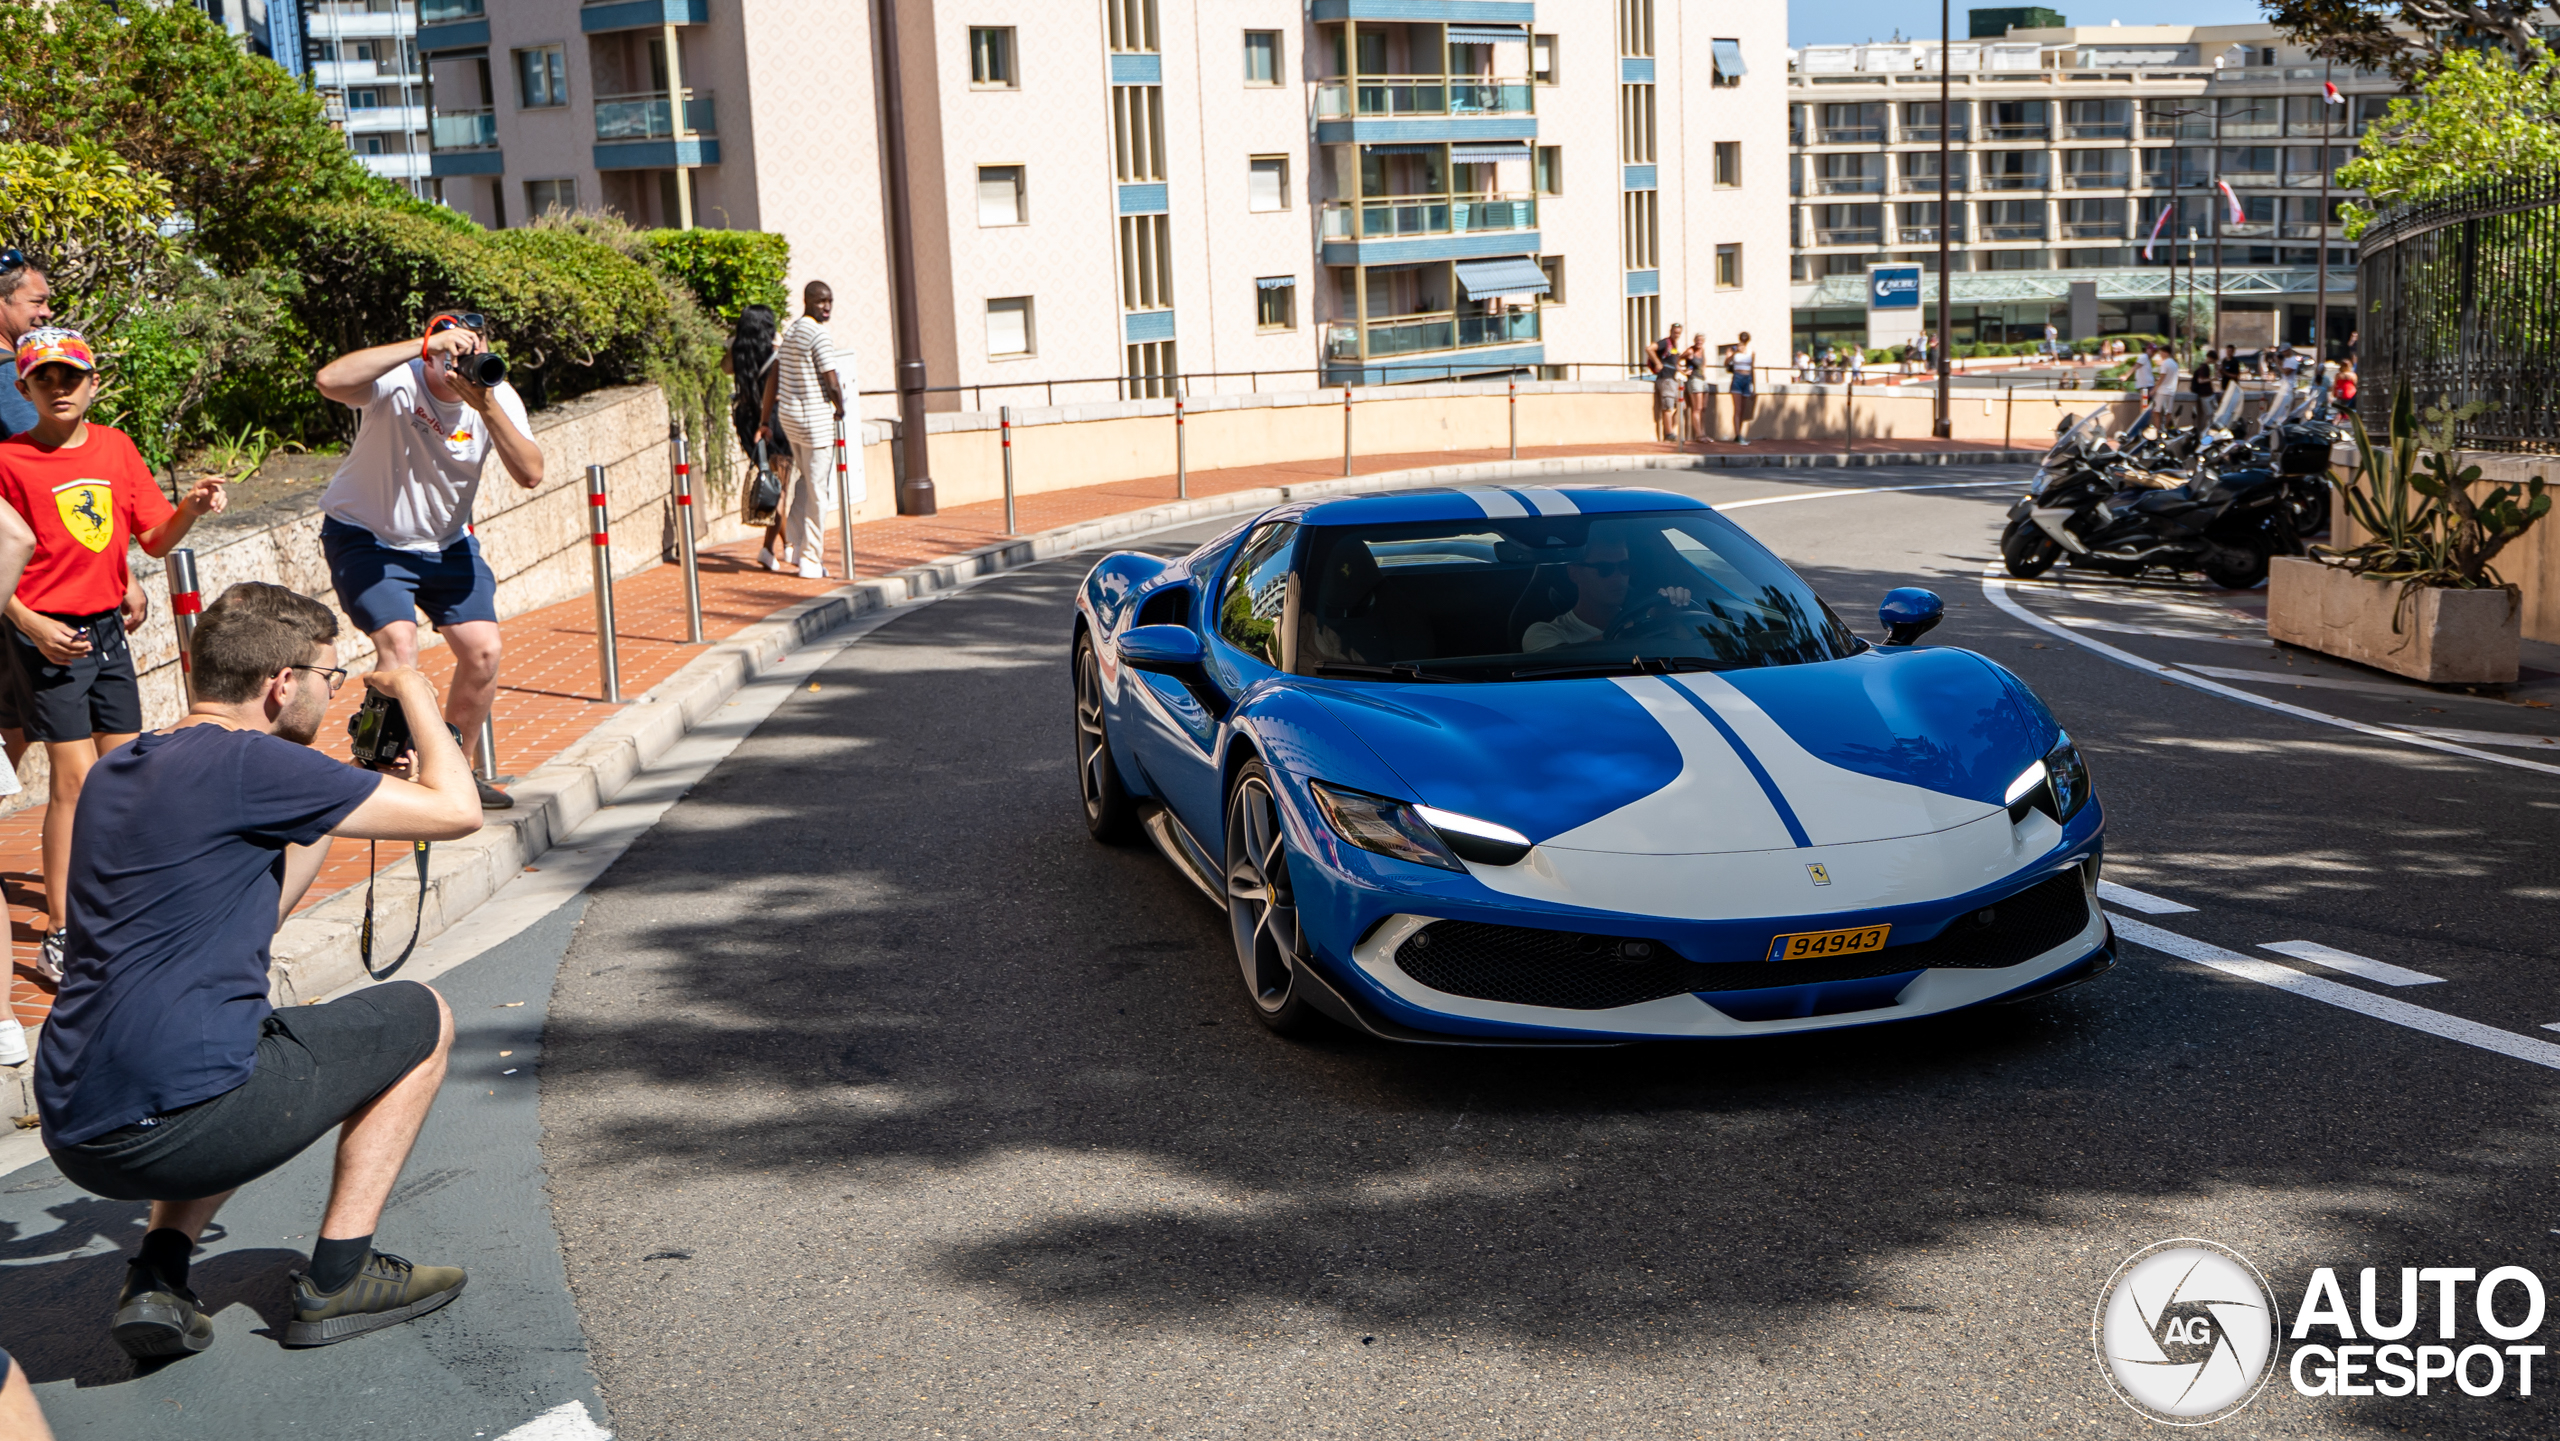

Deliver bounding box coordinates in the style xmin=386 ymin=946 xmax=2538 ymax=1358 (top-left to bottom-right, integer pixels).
xmin=89 ymin=269 xmax=303 ymax=481
xmin=0 ymin=0 xmax=371 ymax=267
xmin=2335 ymin=43 xmax=2560 ymax=234
xmin=644 ymin=229 xmax=790 ymax=322
xmin=2260 ymin=0 xmax=2551 ymax=83
xmin=0 ymin=140 xmax=177 ymax=335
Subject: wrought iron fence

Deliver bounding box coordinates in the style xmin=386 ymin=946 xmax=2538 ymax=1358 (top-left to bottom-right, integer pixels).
xmin=2357 ymin=170 xmax=2560 ymax=453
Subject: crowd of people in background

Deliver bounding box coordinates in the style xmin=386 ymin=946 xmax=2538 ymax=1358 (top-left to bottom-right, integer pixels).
xmin=1641 ymin=324 xmax=1760 ymax=445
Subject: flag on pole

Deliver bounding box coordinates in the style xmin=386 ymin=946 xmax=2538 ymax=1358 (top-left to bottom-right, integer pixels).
xmin=2323 ymin=80 xmax=2344 ymax=104
xmin=2216 ymin=179 xmax=2246 ymax=224
xmin=2142 ymin=202 xmax=2173 ymax=260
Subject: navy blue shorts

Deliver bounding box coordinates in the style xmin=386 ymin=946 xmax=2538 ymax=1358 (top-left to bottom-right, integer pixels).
xmin=322 ymin=518 xmax=499 ymax=635
xmin=1731 ymin=374 xmax=1755 ymax=397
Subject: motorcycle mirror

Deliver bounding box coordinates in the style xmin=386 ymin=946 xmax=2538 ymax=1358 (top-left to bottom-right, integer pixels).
xmin=1878 ymin=588 xmax=1944 ymax=647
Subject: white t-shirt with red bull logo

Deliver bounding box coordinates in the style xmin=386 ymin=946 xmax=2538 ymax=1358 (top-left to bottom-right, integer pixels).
xmin=318 ymin=358 xmax=531 ymax=554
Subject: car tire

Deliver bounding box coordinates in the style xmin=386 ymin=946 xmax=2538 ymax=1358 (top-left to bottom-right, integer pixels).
xmin=1999 ymin=517 xmax=2061 ymax=579
xmin=1074 ymin=632 xmax=1141 ymax=844
xmin=1223 ymin=759 xmax=1330 ymax=1037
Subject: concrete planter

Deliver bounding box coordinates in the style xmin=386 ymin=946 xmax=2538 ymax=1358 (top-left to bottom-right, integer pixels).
xmin=2266 ymin=555 xmax=2521 ymax=684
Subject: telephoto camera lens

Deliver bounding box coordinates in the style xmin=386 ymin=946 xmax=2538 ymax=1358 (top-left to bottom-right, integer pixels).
xmin=464 ymin=352 xmax=507 ymax=387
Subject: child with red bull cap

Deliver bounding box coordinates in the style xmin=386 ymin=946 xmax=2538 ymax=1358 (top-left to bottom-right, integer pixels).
xmin=0 ymin=327 xmax=225 ymax=983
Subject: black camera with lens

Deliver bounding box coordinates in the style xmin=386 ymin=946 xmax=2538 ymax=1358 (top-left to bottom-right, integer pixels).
xmin=347 ymin=688 xmax=464 ymax=771
xmin=454 ymin=350 xmax=507 ymax=388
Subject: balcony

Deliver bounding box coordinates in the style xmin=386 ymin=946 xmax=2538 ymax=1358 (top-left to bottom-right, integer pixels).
xmin=595 ymin=89 xmax=717 ymax=141
xmin=1814 ymin=227 xmax=1881 ymax=246
xmin=1897 ymin=225 xmax=1963 ymax=242
xmin=2064 ymin=221 xmax=2125 ymax=239
xmin=419 ymin=0 xmax=483 ymax=19
xmin=1315 ymin=77 xmax=1535 ymax=118
xmin=582 ymin=0 xmax=711 ymax=34
xmin=1983 ymin=223 xmax=2047 ymax=240
xmin=1902 ymin=175 xmax=1966 ymax=193
xmin=2144 ymin=120 xmax=2214 ymax=139
xmin=2064 ymin=170 xmax=2129 ymax=190
xmin=430 ymin=108 xmax=497 ymax=150
xmin=344 ymin=105 xmax=427 ymax=136
xmin=2064 ymin=121 xmax=2130 ymax=139
xmin=1983 ymin=124 xmax=2050 ymax=141
xmin=1817 ymin=125 xmax=1883 ymax=143
xmin=1899 ymin=125 xmax=1968 ymax=142
xmin=302 ymin=3 xmax=410 ymax=38
xmin=1326 ymin=308 xmax=1541 ymax=362
xmin=1812 ymin=175 xmax=1886 ymax=194
xmin=1978 ymin=174 xmax=2048 ymax=191
xmin=1320 ymin=193 xmax=1537 ymax=242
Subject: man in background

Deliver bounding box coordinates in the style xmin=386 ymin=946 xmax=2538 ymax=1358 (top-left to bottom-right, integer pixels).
xmin=757 ymin=281 xmax=848 ymax=579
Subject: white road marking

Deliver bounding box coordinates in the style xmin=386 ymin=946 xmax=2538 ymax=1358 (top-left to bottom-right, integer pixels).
xmin=494 ymin=1400 xmax=613 ymax=1440
xmin=2408 ymin=725 xmax=2560 ymax=749
xmin=2177 ymin=663 xmax=2469 ymax=700
xmin=1710 ymin=478 xmax=2021 ymax=511
xmin=2048 ymin=616 xmax=2273 ymax=647
xmin=2096 ymin=881 xmax=2196 ymax=914
xmin=1983 ymin=574 xmax=2560 ymax=779
xmin=2109 ymin=913 xmax=2560 ymax=1072
xmin=2258 ymin=939 xmax=2446 ymax=987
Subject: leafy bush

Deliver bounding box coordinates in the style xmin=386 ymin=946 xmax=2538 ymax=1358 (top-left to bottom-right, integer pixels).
xmin=0 ymin=140 xmax=178 ymax=337
xmin=90 ymin=269 xmax=301 ymax=481
xmin=2338 ymin=42 xmax=2560 ymax=236
xmin=645 ymin=229 xmax=790 ymax=322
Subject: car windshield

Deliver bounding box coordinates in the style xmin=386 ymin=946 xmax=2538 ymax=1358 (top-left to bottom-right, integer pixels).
xmin=1291 ymin=509 xmax=1863 ymax=682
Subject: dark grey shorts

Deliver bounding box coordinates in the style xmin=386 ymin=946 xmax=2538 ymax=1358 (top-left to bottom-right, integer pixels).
xmin=50 ymin=982 xmax=443 ymax=1203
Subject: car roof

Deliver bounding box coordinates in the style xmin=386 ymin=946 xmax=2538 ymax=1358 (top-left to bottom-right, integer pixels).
xmin=1296 ymin=484 xmax=1710 ymax=528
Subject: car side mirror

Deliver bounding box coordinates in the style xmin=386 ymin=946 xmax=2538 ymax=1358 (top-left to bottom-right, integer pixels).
xmin=1878 ymin=588 xmax=1944 ymax=647
xmin=1117 ymin=624 xmax=1205 ymax=673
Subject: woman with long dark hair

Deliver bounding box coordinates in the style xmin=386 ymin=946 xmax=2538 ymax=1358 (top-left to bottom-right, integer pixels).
xmin=722 ymin=304 xmax=794 ymax=572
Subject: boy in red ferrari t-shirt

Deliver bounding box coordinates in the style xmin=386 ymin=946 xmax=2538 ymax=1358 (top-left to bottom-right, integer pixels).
xmin=0 ymin=328 xmax=224 ymax=979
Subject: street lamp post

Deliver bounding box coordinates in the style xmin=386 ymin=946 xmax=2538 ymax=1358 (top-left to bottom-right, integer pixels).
xmin=869 ymin=0 xmax=937 ymax=515
xmin=2316 ymin=58 xmax=2335 ymax=374
xmin=1932 ymin=0 xmax=1952 ymax=439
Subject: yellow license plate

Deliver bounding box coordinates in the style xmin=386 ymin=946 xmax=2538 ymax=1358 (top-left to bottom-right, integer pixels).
xmin=1766 ymin=923 xmax=1892 ymax=964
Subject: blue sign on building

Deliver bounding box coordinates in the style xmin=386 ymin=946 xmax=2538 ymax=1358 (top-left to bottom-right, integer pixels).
xmin=1868 ymin=265 xmax=1924 ymax=311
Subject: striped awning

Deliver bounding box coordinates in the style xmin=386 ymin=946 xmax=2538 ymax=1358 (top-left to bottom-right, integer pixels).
xmin=1450 ymin=142 xmax=1531 ymax=163
xmin=1448 ymin=24 xmax=1529 ymax=44
xmin=1454 ymin=256 xmax=1551 ymax=299
xmin=1255 ymin=276 xmax=1296 ymax=290
xmin=1362 ymin=143 xmax=1442 ymax=157
xmin=1712 ymin=39 xmax=1748 ymax=78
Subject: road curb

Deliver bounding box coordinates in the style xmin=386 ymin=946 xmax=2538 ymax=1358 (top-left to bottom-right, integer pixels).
xmin=4 ymin=445 xmax=2037 ymax=1116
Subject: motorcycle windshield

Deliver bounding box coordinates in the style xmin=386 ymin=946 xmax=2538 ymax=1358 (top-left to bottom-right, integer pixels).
xmin=2210 ymin=381 xmax=2244 ymax=432
xmin=2046 ymin=410 xmax=2104 ymax=462
xmin=2261 ymin=380 xmax=2298 ymax=427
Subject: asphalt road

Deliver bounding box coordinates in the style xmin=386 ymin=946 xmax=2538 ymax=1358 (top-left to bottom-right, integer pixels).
xmin=14 ymin=463 xmax=2560 ymax=1437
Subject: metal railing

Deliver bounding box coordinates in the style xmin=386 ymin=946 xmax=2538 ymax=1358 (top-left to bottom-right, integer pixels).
xmin=431 ymin=109 xmax=497 ymax=150
xmin=1983 ymin=223 xmax=2047 ymax=240
xmin=594 ymin=89 xmax=716 ymax=141
xmin=1327 ymin=309 xmax=1543 ymax=361
xmin=1815 ymin=227 xmax=1882 ymax=246
xmin=1813 ymin=175 xmax=1887 ymax=194
xmin=1817 ymin=125 xmax=1883 ymax=143
xmin=2358 ymin=169 xmax=2560 ymax=453
xmin=2064 ymin=121 xmax=2131 ymax=139
xmin=1313 ymin=76 xmax=1535 ymax=117
xmin=2064 ymin=169 xmax=2129 ymax=190
xmin=420 ymin=0 xmax=484 ymax=18
xmin=1318 ymin=193 xmax=1538 ymax=241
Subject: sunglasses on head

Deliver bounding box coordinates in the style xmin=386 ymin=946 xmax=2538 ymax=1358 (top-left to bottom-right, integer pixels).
xmin=425 ymin=311 xmax=487 ymax=335
xmin=0 ymin=249 xmax=25 ymax=274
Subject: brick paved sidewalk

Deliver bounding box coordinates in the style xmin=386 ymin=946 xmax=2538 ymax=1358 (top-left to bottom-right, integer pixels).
xmin=6 ymin=434 xmax=2030 ymax=1029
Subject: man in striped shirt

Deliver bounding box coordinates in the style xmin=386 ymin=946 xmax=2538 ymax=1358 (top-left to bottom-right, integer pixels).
xmin=757 ymin=282 xmax=847 ymax=579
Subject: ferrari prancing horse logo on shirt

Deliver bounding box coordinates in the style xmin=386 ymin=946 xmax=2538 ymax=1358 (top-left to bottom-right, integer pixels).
xmin=53 ymin=479 xmax=113 ymax=553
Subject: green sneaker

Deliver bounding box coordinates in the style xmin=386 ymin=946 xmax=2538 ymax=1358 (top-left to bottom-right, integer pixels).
xmin=284 ymin=1251 xmax=466 ymax=1348
xmin=112 ymin=1260 xmax=215 ymax=1358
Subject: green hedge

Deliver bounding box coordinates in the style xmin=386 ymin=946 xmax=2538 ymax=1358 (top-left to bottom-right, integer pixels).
xmin=646 ymin=229 xmax=789 ymax=321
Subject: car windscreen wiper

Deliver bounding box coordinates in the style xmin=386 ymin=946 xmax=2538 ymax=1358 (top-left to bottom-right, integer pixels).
xmin=1507 ymin=656 xmax=1724 ymax=681
xmin=1312 ymin=662 xmax=1460 ymax=683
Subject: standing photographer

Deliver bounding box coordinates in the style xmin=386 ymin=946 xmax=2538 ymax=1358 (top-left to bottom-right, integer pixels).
xmin=37 ymin=581 xmax=483 ymax=1356
xmin=314 ymin=312 xmax=542 ymax=810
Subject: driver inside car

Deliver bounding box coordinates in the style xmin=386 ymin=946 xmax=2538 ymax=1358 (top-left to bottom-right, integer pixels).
xmin=1521 ymin=533 xmax=1692 ymax=650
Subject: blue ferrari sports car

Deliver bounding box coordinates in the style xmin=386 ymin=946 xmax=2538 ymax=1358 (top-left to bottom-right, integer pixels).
xmin=1071 ymin=484 xmax=2112 ymax=1044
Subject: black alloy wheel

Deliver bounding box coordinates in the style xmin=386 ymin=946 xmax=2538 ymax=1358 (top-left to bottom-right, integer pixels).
xmin=2000 ymin=516 xmax=2062 ymax=579
xmin=1074 ymin=632 xmax=1141 ymax=843
xmin=1223 ymin=759 xmax=1328 ymax=1036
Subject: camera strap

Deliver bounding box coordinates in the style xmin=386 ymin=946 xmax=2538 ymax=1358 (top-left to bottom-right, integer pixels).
xmin=360 ymin=839 xmax=433 ymax=980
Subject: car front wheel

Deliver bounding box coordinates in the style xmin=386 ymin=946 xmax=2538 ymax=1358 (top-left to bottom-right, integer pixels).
xmin=1224 ymin=760 xmax=1328 ymax=1036
xmin=1074 ymin=632 xmax=1140 ymax=843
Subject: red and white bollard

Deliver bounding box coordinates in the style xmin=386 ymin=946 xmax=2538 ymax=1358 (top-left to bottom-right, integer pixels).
xmin=586 ymin=464 xmax=620 ymax=703
xmin=833 ymin=416 xmax=856 ymax=582
xmin=1174 ymin=389 xmax=1188 ymax=500
xmin=164 ymin=548 xmax=201 ymax=703
xmin=999 ymin=405 xmax=1017 ymax=535
xmin=671 ymin=424 xmax=703 ymax=643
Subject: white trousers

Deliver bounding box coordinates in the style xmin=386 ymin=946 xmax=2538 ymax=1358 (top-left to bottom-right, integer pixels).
xmin=780 ymin=424 xmax=829 ymax=569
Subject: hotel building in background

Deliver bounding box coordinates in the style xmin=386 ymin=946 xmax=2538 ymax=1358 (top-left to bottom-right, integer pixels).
xmin=395 ymin=0 xmax=1785 ymax=404
xmin=1786 ymin=16 xmax=2399 ymax=357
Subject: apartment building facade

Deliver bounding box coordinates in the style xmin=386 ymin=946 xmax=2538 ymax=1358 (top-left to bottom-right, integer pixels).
xmin=408 ymin=0 xmax=1785 ymax=403
xmin=234 ymin=1 xmax=436 ymax=195
xmin=1786 ymin=21 xmax=2397 ymax=355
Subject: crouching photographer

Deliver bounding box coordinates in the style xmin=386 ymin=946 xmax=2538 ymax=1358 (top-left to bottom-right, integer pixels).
xmin=35 ymin=582 xmax=484 ymax=1358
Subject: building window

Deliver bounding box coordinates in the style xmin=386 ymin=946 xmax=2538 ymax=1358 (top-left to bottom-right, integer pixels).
xmin=1715 ymin=243 xmax=1742 ymax=289
xmin=1119 ymin=214 xmax=1173 ymax=310
xmin=1256 ymin=277 xmax=1296 ymax=330
xmin=1108 ymin=0 xmax=1160 ymax=54
xmin=1617 ymin=0 xmax=1653 ymax=59
xmin=1532 ymin=33 xmax=1559 ymax=83
xmin=1710 ymin=38 xmax=1746 ymax=87
xmin=1125 ymin=339 xmax=1176 ymax=399
xmin=987 ymin=297 xmax=1036 ymax=357
xmin=1534 ymin=146 xmax=1562 ymax=195
xmin=1623 ymin=190 xmax=1659 ymax=270
xmin=349 ymin=88 xmax=381 ymax=109
xmin=1113 ymin=85 xmax=1167 ymax=182
xmin=1624 ymin=295 xmax=1660 ymax=369
xmin=1538 ymin=255 xmax=1565 ymax=304
xmin=1713 ymin=141 xmax=1741 ymax=188
xmin=1244 ymin=30 xmax=1281 ymax=85
xmin=970 ymin=27 xmax=1016 ymax=87
xmin=359 ymin=135 xmax=387 ymax=155
xmin=525 ymin=178 xmax=577 ymax=216
xmin=976 ymin=165 xmax=1026 ymax=225
xmin=514 ymin=45 xmax=567 ymax=109
xmin=1247 ymin=155 xmax=1289 ymax=212
xmin=1621 ymin=84 xmax=1657 ymax=164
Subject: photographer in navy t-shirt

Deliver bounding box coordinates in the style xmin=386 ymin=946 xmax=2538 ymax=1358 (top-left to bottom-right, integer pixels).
xmin=34 ymin=582 xmax=484 ymax=1358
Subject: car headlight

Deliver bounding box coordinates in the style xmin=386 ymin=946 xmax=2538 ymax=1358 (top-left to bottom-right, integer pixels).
xmin=1307 ymin=782 xmax=1532 ymax=870
xmin=2004 ymin=735 xmax=2093 ymax=825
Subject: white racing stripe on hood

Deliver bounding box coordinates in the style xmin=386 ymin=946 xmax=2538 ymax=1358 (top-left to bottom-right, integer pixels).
xmin=1458 ymin=486 xmax=1529 ymax=517
xmin=1513 ymin=486 xmax=1580 ymax=515
xmin=1665 ymin=673 xmax=2001 ymax=844
xmin=1521 ymin=676 xmax=1798 ymax=855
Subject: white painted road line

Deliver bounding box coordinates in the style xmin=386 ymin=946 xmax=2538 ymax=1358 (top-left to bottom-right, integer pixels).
xmin=2258 ymin=939 xmax=2447 ymax=987
xmin=2108 ymin=913 xmax=2560 ymax=1072
xmin=2177 ymin=663 xmax=2471 ymax=700
xmin=495 ymin=1400 xmax=614 ymax=1439
xmin=2096 ymin=880 xmax=2197 ymax=914
xmin=2048 ymin=617 xmax=2273 ymax=647
xmin=1982 ymin=573 xmax=2560 ymax=779
xmin=1711 ymin=478 xmax=2021 ymax=512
